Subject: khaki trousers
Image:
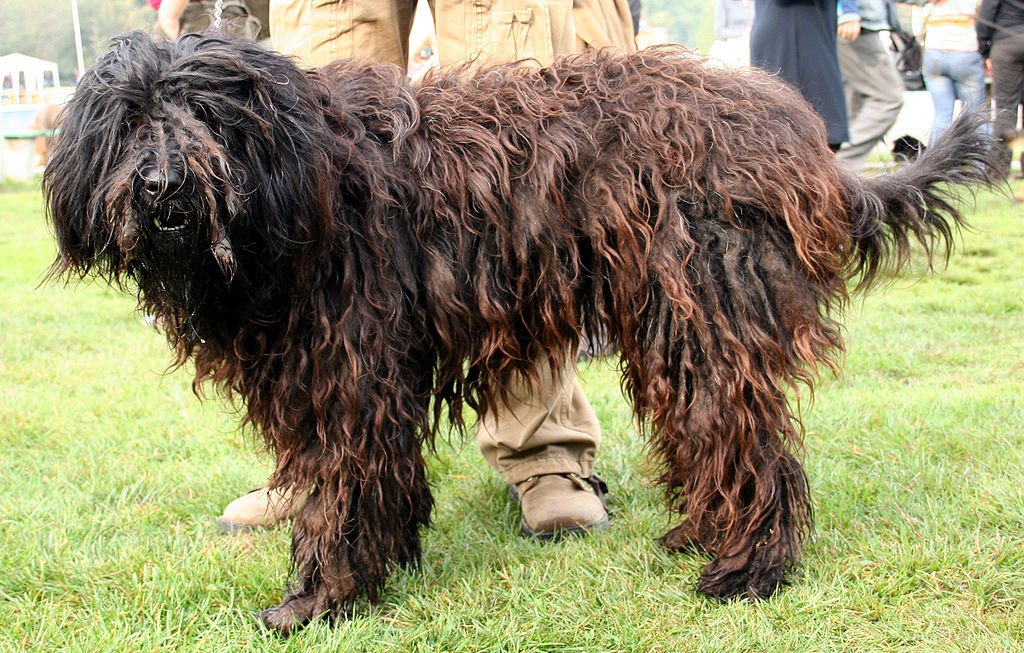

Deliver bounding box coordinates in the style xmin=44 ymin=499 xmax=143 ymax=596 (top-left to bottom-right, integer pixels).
xmin=476 ymin=360 xmax=601 ymax=484
xmin=269 ymin=0 xmax=634 ymax=69
xmin=269 ymin=0 xmax=633 ymax=483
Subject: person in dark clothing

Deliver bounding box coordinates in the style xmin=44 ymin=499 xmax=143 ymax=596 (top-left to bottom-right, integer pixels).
xmin=749 ymin=0 xmax=849 ymax=150
xmin=977 ymin=0 xmax=1024 ymax=176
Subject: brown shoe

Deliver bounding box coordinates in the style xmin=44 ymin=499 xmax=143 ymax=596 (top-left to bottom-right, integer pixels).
xmin=513 ymin=473 xmax=610 ymax=541
xmin=216 ymin=485 xmax=307 ymax=533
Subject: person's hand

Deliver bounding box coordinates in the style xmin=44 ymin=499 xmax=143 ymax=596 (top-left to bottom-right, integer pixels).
xmin=985 ymin=58 xmax=993 ymax=77
xmin=837 ymin=18 xmax=862 ymax=41
xmin=157 ymin=0 xmax=188 ymax=39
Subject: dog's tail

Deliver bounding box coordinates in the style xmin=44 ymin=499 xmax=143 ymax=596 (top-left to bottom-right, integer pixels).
xmin=842 ymin=111 xmax=1003 ymax=290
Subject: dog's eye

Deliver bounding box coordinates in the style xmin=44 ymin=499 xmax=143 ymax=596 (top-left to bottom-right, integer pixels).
xmin=153 ymin=210 xmax=190 ymax=232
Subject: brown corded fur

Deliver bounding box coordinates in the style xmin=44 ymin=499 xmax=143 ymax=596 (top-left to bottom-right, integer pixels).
xmin=43 ymin=31 xmax=1002 ymax=634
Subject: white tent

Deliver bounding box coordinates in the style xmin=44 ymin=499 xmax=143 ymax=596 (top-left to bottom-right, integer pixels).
xmin=0 ymin=53 xmax=61 ymax=105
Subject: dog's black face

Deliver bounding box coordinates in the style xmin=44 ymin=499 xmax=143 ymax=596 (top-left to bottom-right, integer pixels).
xmin=122 ymin=105 xmax=250 ymax=345
xmin=45 ymin=31 xmax=340 ymax=346
xmin=126 ymin=136 xmax=220 ymax=342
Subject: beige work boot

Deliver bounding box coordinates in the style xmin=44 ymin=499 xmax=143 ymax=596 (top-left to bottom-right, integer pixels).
xmin=513 ymin=473 xmax=610 ymax=541
xmin=216 ymin=485 xmax=307 ymax=533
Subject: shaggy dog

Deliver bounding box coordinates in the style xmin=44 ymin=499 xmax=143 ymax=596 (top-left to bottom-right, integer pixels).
xmin=44 ymin=32 xmax=999 ymax=633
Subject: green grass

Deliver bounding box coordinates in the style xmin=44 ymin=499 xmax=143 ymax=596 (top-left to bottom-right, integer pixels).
xmin=1 ymin=182 xmax=1022 ymax=652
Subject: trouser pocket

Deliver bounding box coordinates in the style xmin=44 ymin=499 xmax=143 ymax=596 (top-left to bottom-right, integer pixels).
xmin=470 ymin=0 xmax=554 ymax=65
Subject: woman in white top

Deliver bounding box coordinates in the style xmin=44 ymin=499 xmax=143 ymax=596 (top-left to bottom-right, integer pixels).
xmin=920 ymin=0 xmax=987 ymax=144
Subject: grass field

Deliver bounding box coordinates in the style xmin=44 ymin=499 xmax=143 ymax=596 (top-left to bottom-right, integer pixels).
xmin=1 ymin=181 xmax=1022 ymax=652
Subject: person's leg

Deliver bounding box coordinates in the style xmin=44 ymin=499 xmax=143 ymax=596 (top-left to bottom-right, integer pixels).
xmin=949 ymin=50 xmax=988 ymax=116
xmin=989 ymin=38 xmax=1024 ymax=177
xmin=476 ymin=363 xmax=600 ymax=484
xmin=923 ymin=51 xmax=956 ymax=146
xmin=243 ymin=0 xmax=629 ymax=539
xmin=571 ymin=0 xmax=635 ymax=52
xmin=476 ymin=359 xmax=608 ymax=538
xmin=836 ymin=30 xmax=904 ymax=172
xmin=432 ymin=0 xmax=634 ymax=538
xmin=1006 ymin=42 xmax=1024 ymax=178
xmin=431 ymin=0 xmax=633 ymax=68
xmin=432 ymin=0 xmax=574 ymax=67
xmin=1010 ymin=52 xmax=1024 ymax=177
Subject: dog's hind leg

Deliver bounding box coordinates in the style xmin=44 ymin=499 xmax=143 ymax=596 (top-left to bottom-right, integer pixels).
xmin=619 ymin=212 xmax=834 ymax=599
xmin=259 ymin=418 xmax=433 ymax=634
xmin=635 ymin=347 xmax=812 ymax=599
xmin=655 ymin=394 xmax=812 ymax=600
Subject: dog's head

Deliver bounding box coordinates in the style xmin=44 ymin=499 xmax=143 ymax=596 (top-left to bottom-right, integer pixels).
xmin=44 ymin=31 xmax=338 ymax=345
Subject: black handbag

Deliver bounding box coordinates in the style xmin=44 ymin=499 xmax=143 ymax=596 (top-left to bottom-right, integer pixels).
xmin=890 ymin=29 xmax=926 ymax=92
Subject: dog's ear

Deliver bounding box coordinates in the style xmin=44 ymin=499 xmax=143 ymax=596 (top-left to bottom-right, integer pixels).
xmin=44 ymin=31 xmax=168 ymax=281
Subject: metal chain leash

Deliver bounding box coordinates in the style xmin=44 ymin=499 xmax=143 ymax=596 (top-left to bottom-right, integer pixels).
xmin=213 ymin=0 xmax=224 ymax=30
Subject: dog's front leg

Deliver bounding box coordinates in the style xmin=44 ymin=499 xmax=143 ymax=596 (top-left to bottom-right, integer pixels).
xmin=259 ymin=418 xmax=433 ymax=634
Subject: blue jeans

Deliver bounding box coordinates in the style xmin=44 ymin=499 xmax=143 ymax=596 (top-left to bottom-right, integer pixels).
xmin=922 ymin=49 xmax=987 ymax=145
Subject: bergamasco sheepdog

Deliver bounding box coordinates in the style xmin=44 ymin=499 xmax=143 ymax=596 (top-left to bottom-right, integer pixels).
xmin=44 ymin=31 xmax=1000 ymax=633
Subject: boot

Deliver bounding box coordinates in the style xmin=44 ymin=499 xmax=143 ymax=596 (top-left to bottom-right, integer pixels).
xmin=512 ymin=473 xmax=610 ymax=541
xmin=216 ymin=484 xmax=307 ymax=533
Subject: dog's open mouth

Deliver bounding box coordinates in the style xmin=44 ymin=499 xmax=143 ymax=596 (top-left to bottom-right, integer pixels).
xmin=152 ymin=208 xmax=191 ymax=233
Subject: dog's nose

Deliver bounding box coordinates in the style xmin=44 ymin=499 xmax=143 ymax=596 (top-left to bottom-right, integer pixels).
xmin=140 ymin=166 xmax=184 ymax=195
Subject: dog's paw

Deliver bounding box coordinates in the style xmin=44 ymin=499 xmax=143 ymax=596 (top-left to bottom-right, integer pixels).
xmin=259 ymin=586 xmax=334 ymax=636
xmin=663 ymin=521 xmax=787 ymax=599
xmin=695 ymin=545 xmax=787 ymax=600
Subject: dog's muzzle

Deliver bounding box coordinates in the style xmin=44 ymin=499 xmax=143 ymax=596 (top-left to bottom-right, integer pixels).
xmin=138 ymin=164 xmax=191 ymax=233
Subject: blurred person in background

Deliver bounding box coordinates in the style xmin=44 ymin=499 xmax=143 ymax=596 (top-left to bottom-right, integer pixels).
xmin=708 ymin=0 xmax=754 ymax=67
xmin=836 ymin=0 xmax=905 ymax=172
xmin=977 ymin=0 xmax=1024 ymax=177
xmin=750 ymin=0 xmax=849 ymax=150
xmin=918 ymin=1 xmax=986 ymax=145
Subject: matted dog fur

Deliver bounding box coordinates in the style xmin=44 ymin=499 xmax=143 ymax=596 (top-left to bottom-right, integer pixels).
xmin=44 ymin=31 xmax=1000 ymax=633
